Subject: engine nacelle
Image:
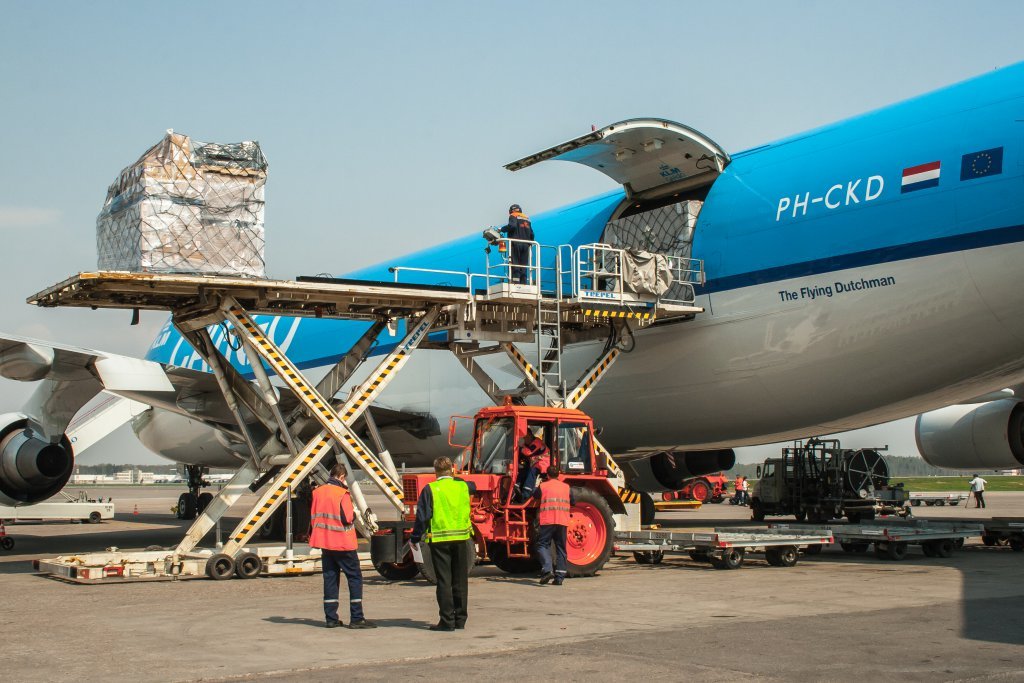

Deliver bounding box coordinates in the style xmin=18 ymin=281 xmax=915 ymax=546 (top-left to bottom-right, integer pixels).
xmin=0 ymin=413 xmax=74 ymax=506
xmin=915 ymin=399 xmax=1024 ymax=470
xmin=620 ymin=449 xmax=736 ymax=493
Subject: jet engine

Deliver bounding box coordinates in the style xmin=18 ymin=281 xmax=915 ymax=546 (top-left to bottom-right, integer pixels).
xmin=0 ymin=413 xmax=74 ymax=506
xmin=619 ymin=449 xmax=736 ymax=493
xmin=915 ymin=399 xmax=1024 ymax=470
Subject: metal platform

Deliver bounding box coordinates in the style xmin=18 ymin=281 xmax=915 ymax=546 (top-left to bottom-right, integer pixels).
xmin=615 ymin=527 xmax=834 ymax=569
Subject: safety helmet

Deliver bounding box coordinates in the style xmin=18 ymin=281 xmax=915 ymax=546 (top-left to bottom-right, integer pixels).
xmin=509 ymin=204 xmax=521 ymax=213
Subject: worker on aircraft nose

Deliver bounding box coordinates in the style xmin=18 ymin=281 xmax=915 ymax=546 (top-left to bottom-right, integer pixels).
xmin=501 ymin=203 xmax=534 ymax=285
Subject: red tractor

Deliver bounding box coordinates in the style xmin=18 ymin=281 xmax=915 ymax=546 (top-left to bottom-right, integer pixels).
xmin=370 ymin=404 xmax=623 ymax=580
xmin=664 ymin=473 xmax=730 ymax=504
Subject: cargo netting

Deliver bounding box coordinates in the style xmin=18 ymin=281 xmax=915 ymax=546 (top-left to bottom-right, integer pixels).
xmin=96 ymin=130 xmax=268 ymax=278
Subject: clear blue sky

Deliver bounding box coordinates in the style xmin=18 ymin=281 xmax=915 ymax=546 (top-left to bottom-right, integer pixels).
xmin=2 ymin=1 xmax=1023 ymax=463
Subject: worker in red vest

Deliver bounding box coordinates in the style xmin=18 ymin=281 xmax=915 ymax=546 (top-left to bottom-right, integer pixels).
xmin=515 ymin=429 xmax=550 ymax=502
xmin=309 ymin=463 xmax=376 ymax=629
xmin=533 ymin=462 xmax=575 ymax=585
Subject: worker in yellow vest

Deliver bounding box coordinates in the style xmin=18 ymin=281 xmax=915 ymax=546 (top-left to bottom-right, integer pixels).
xmin=309 ymin=463 xmax=376 ymax=629
xmin=411 ymin=456 xmax=477 ymax=631
xmin=533 ymin=462 xmax=575 ymax=585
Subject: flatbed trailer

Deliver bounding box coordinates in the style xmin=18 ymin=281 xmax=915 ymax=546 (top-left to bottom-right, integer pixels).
xmin=981 ymin=518 xmax=1024 ymax=551
xmin=614 ymin=527 xmax=834 ymax=569
xmin=768 ymin=519 xmax=983 ymax=560
xmin=0 ymin=500 xmax=115 ymax=525
xmin=907 ymin=493 xmax=969 ymax=507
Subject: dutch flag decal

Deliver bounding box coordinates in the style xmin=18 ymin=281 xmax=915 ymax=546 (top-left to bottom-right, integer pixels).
xmin=901 ymin=160 xmax=941 ymax=193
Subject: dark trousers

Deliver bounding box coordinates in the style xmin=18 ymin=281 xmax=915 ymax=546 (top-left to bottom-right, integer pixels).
xmin=516 ymin=466 xmax=540 ymax=502
xmin=537 ymin=524 xmax=567 ymax=576
xmin=321 ymin=549 xmax=364 ymax=623
xmin=974 ymin=491 xmax=986 ymax=508
xmin=430 ymin=540 xmax=469 ymax=628
xmin=510 ymin=243 xmax=530 ymax=284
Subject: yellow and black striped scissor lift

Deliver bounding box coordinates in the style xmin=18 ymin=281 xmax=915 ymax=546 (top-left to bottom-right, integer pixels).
xmin=27 ymin=270 xmax=701 ymax=581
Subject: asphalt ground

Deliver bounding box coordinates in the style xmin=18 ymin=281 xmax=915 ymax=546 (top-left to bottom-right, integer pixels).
xmin=2 ymin=488 xmax=1022 ymax=682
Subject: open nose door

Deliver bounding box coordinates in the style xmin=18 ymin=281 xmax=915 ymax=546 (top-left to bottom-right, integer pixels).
xmin=505 ymin=118 xmax=729 ymax=202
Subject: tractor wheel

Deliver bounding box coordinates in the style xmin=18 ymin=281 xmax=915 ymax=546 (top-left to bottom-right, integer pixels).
xmin=565 ymin=487 xmax=615 ymax=577
xmin=750 ymin=500 xmax=766 ymax=522
xmin=711 ymin=548 xmax=745 ymax=570
xmin=197 ymin=492 xmax=214 ymax=514
xmin=235 ymin=552 xmax=262 ymax=579
xmin=633 ymin=550 xmax=664 ymax=565
xmin=417 ymin=538 xmax=477 ymax=584
xmin=488 ymin=541 xmax=539 ymax=575
xmin=690 ymin=479 xmax=712 ymax=504
xmin=639 ymin=492 xmax=656 ymax=526
xmin=765 ymin=545 xmax=799 ymax=567
xmin=176 ymin=493 xmax=198 ymax=520
xmin=205 ymin=553 xmax=235 ymax=580
xmin=0 ymin=536 xmax=13 ymax=551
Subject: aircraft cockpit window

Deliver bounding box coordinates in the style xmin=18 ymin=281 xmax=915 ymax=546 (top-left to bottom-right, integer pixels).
xmin=473 ymin=418 xmax=514 ymax=475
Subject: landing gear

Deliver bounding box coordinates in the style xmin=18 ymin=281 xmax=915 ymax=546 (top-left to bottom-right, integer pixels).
xmin=176 ymin=465 xmax=210 ymax=521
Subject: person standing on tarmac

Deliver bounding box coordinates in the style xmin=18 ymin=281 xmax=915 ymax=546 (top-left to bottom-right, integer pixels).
xmin=533 ymin=462 xmax=574 ymax=585
xmin=501 ymin=204 xmax=534 ymax=284
xmin=969 ymin=473 xmax=988 ymax=508
xmin=411 ymin=456 xmax=477 ymax=632
xmin=309 ymin=464 xmax=376 ymax=629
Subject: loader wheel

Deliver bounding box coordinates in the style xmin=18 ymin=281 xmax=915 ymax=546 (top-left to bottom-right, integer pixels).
xmin=794 ymin=509 xmax=807 ymax=522
xmin=206 ymin=553 xmax=235 ymax=580
xmin=750 ymin=500 xmax=766 ymax=522
xmin=633 ymin=550 xmax=664 ymax=565
xmin=235 ymin=552 xmax=262 ymax=579
xmin=566 ymin=487 xmax=615 ymax=577
xmin=1 ymin=536 xmax=14 ymax=550
xmin=418 ymin=538 xmax=477 ymax=584
xmin=690 ymin=479 xmax=712 ymax=503
xmin=639 ymin=492 xmax=656 ymax=526
xmin=711 ymin=548 xmax=744 ymax=570
xmin=765 ymin=545 xmax=799 ymax=567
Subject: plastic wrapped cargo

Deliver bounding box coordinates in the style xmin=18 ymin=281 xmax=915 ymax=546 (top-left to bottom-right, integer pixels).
xmin=96 ymin=130 xmax=267 ymax=278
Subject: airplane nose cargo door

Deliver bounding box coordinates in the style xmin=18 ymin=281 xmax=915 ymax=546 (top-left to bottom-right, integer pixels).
xmin=505 ymin=118 xmax=729 ymax=202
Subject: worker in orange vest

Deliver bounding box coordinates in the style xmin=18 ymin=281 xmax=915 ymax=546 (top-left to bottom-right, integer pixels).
xmin=309 ymin=463 xmax=376 ymax=629
xmin=533 ymin=462 xmax=575 ymax=585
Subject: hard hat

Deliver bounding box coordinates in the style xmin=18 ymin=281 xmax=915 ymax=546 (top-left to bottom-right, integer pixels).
xmin=509 ymin=204 xmax=521 ymax=213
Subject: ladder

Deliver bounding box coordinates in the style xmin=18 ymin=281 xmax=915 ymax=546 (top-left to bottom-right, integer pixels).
xmin=505 ymin=507 xmax=531 ymax=557
xmin=536 ymin=297 xmax=562 ymax=399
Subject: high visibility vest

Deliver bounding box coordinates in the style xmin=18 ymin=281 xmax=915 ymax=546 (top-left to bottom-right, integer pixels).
xmin=309 ymin=483 xmax=357 ymax=551
xmin=427 ymin=477 xmax=472 ymax=543
xmin=538 ymin=478 xmax=571 ymax=526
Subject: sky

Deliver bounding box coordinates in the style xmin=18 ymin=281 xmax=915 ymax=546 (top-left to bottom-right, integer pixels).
xmin=2 ymin=1 xmax=1024 ymax=465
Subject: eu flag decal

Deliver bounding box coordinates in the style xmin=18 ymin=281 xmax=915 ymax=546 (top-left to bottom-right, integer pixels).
xmin=960 ymin=147 xmax=1003 ymax=180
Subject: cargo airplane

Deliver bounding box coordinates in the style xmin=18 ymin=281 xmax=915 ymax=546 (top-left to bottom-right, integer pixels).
xmin=2 ymin=63 xmax=1024 ymax=518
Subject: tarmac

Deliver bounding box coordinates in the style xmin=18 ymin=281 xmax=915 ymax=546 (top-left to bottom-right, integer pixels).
xmin=2 ymin=487 xmax=1022 ymax=682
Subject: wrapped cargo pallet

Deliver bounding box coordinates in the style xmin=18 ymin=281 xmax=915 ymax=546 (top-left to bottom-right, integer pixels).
xmin=96 ymin=130 xmax=267 ymax=278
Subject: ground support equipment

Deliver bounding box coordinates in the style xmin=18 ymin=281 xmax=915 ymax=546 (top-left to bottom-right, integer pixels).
xmin=28 ymin=242 xmax=702 ymax=582
xmin=980 ymin=518 xmax=1024 ymax=551
xmin=615 ymin=527 xmax=834 ymax=569
xmin=768 ymin=520 xmax=983 ymax=560
xmin=907 ymin=493 xmax=969 ymax=507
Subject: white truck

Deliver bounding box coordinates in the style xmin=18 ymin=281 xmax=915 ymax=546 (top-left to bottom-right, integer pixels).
xmin=0 ymin=490 xmax=115 ymax=525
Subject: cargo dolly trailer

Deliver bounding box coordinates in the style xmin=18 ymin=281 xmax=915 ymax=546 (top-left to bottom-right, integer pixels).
xmin=614 ymin=527 xmax=834 ymax=569
xmin=769 ymin=520 xmax=983 ymax=561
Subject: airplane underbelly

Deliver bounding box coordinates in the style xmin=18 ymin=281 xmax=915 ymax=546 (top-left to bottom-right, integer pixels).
xmin=584 ymin=243 xmax=1024 ymax=449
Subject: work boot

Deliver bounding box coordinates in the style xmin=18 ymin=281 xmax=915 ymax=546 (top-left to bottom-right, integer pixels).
xmin=348 ymin=619 xmax=377 ymax=629
xmin=325 ymin=619 xmax=344 ymax=628
xmin=429 ymin=623 xmax=455 ymax=632
xmin=539 ymin=572 xmax=554 ymax=585
xmin=553 ymin=578 xmax=564 ymax=586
